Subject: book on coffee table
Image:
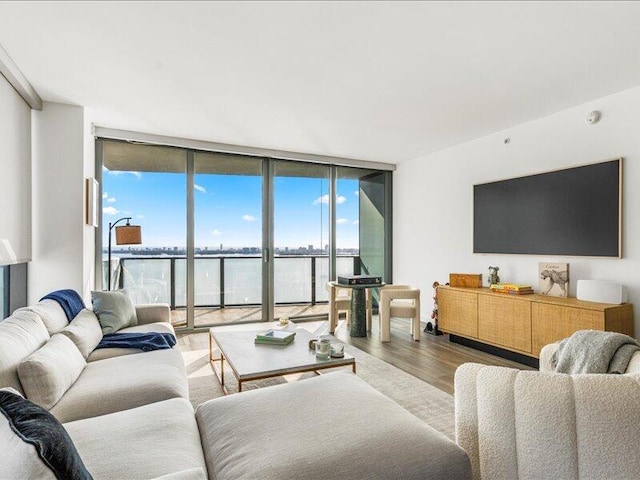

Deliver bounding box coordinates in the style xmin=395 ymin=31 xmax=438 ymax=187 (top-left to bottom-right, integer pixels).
xmin=255 ymin=330 xmax=296 ymax=345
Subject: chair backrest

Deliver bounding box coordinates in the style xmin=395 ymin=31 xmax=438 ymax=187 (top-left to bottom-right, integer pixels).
xmin=380 ymin=285 xmax=420 ymax=302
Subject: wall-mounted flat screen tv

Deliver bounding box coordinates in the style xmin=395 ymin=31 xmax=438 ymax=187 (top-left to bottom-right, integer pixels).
xmin=473 ymin=159 xmax=621 ymax=257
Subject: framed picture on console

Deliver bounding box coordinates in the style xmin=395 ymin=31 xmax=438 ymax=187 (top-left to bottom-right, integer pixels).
xmin=538 ymin=262 xmax=569 ymax=297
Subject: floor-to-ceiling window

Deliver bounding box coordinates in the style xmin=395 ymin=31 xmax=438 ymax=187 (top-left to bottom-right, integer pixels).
xmin=100 ymin=141 xmax=187 ymax=327
xmin=273 ymin=160 xmax=330 ymax=319
xmin=337 ymin=167 xmax=391 ymax=308
xmin=194 ymin=152 xmax=263 ymax=326
xmin=97 ymin=138 xmax=392 ymax=329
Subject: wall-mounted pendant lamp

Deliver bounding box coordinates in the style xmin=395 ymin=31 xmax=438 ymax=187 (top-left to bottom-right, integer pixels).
xmin=107 ymin=217 xmax=142 ymax=290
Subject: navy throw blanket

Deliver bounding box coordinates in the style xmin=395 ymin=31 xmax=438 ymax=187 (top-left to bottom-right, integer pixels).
xmin=96 ymin=332 xmax=176 ymax=352
xmin=40 ymin=289 xmax=86 ymax=322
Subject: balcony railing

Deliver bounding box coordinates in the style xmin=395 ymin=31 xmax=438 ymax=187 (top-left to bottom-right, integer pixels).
xmin=104 ymin=255 xmax=360 ymax=310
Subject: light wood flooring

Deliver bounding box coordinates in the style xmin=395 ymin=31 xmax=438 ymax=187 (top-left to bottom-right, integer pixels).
xmin=178 ymin=315 xmax=534 ymax=396
xmin=330 ymin=317 xmax=534 ymax=395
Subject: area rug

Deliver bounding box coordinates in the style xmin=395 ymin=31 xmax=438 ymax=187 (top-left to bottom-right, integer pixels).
xmin=179 ymin=326 xmax=456 ymax=440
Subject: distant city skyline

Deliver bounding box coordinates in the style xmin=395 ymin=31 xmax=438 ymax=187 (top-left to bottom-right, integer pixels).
xmin=102 ymin=167 xmax=360 ymax=249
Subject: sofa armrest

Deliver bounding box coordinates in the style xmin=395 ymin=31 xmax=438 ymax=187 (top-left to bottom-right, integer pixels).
xmin=135 ymin=303 xmax=171 ymax=325
xmin=455 ymin=363 xmax=640 ymax=480
xmin=539 ymin=342 xmax=559 ymax=372
xmin=626 ymin=350 xmax=640 ymax=374
xmin=454 ymin=363 xmax=485 ymax=480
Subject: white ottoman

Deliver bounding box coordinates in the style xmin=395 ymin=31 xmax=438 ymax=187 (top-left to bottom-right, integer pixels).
xmin=196 ymin=371 xmax=471 ymax=479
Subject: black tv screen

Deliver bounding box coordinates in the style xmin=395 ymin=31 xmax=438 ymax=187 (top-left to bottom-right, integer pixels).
xmin=473 ymin=159 xmax=621 ymax=257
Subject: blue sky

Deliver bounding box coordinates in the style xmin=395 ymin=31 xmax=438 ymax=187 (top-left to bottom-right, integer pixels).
xmin=102 ymin=168 xmax=359 ymax=249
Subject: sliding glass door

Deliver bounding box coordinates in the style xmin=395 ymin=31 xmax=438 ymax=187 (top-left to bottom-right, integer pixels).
xmin=100 ymin=141 xmax=187 ymax=327
xmin=193 ymin=152 xmax=263 ymax=326
xmin=98 ymin=138 xmax=392 ymax=329
xmin=273 ymin=160 xmax=330 ymax=320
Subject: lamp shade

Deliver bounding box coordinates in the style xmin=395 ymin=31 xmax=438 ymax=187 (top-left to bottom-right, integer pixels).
xmin=115 ymin=225 xmax=142 ymax=245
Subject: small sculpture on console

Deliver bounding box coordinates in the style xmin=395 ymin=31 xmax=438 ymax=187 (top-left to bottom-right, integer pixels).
xmin=488 ymin=266 xmax=500 ymax=286
xmin=425 ymin=281 xmax=444 ymax=335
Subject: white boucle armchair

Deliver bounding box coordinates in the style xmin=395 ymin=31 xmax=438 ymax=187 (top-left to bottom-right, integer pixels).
xmin=454 ymin=363 xmax=640 ymax=480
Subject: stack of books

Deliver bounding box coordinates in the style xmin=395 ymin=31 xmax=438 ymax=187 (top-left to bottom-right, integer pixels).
xmin=254 ymin=330 xmax=296 ymax=345
xmin=489 ymin=283 xmax=534 ymax=295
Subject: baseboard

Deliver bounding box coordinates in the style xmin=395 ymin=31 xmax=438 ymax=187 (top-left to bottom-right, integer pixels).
xmin=449 ymin=334 xmax=539 ymax=368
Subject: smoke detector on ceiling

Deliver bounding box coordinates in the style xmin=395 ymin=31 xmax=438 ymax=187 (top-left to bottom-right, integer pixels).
xmin=586 ymin=111 xmax=601 ymax=124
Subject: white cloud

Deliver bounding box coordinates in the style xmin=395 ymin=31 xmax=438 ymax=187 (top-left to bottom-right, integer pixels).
xmin=107 ymin=197 xmax=116 ymax=203
xmin=194 ymin=184 xmax=206 ymax=193
xmin=103 ymin=206 xmax=119 ymax=216
xmin=313 ymin=194 xmax=346 ymax=205
xmin=107 ymin=170 xmax=142 ymax=179
xmin=242 ymin=214 xmax=257 ymax=222
xmin=353 ymin=220 xmax=359 ymax=225
xmin=103 ymin=192 xmax=108 ymax=199
xmin=354 ymin=190 xmax=359 ymax=196
xmin=312 ymin=194 xmax=329 ymax=205
xmin=336 ymin=218 xmax=349 ymax=225
xmin=212 ymin=230 xmax=222 ymax=236
xmin=137 ymin=215 xmax=145 ymax=219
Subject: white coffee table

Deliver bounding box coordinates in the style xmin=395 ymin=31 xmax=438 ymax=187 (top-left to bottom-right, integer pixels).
xmin=209 ymin=327 xmax=356 ymax=394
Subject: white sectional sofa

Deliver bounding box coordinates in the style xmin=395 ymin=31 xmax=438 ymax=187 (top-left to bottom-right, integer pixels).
xmin=1 ymin=297 xmax=472 ymax=480
xmin=0 ymin=299 xmax=208 ymax=479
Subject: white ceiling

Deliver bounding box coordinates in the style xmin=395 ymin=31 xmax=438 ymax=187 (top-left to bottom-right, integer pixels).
xmin=1 ymin=1 xmax=640 ymax=163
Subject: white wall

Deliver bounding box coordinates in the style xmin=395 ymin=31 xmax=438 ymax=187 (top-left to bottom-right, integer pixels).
xmin=0 ymin=73 xmax=31 ymax=263
xmin=394 ymin=85 xmax=640 ymax=335
xmin=83 ymin=111 xmax=95 ymax=300
xmin=30 ymin=102 xmax=94 ymax=302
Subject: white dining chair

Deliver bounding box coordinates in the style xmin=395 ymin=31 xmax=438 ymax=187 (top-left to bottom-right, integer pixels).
xmin=327 ymin=282 xmax=351 ymax=333
xmin=379 ymin=285 xmax=421 ymax=342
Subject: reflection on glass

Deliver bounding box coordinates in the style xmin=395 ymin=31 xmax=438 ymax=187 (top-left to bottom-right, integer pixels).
xmin=121 ymin=258 xmax=170 ymax=304
xmin=337 ymin=167 xmax=389 ymax=307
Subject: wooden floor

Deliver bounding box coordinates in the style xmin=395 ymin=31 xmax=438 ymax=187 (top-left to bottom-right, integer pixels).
xmin=330 ymin=316 xmax=534 ymax=395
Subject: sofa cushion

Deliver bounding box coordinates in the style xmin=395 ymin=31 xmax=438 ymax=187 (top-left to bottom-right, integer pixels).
xmin=196 ymin=371 xmax=471 ymax=480
xmin=16 ymin=299 xmax=69 ymax=335
xmin=86 ymin=322 xmax=176 ymax=362
xmin=64 ymin=398 xmax=206 ymax=480
xmin=0 ymin=388 xmax=92 ymax=480
xmin=91 ymin=290 xmax=138 ymax=334
xmin=50 ymin=348 xmax=188 ymax=423
xmin=150 ymin=468 xmax=208 ymax=480
xmin=18 ymin=335 xmax=87 ymax=410
xmin=60 ymin=310 xmax=104 ymax=359
xmin=0 ymin=310 xmax=50 ymax=395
